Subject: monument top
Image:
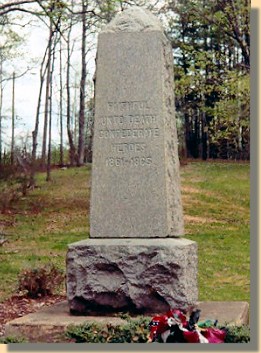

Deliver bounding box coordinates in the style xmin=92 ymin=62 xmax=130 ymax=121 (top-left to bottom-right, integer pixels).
xmin=101 ymin=6 xmax=163 ymax=33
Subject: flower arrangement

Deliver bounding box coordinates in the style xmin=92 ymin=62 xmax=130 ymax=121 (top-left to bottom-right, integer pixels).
xmin=149 ymin=308 xmax=227 ymax=343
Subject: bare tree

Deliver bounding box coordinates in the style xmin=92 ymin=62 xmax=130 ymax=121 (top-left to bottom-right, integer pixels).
xmin=66 ymin=6 xmax=77 ymax=166
xmin=30 ymin=45 xmax=48 ymax=187
xmin=77 ymin=0 xmax=87 ymax=166
xmin=46 ymin=34 xmax=57 ymax=181
xmin=41 ymin=19 xmax=54 ymax=167
xmin=59 ymin=37 xmax=64 ymax=166
xmin=11 ymin=72 xmax=15 ymax=165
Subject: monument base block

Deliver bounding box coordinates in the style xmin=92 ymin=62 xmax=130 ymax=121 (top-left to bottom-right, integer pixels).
xmin=66 ymin=238 xmax=198 ymax=315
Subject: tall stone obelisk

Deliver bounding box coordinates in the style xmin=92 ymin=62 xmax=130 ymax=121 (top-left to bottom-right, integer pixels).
xmin=66 ymin=7 xmax=198 ymax=315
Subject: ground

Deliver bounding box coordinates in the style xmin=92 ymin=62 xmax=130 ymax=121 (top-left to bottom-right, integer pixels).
xmin=0 ymin=161 xmax=250 ymax=336
xmin=0 ymin=293 xmax=66 ymax=337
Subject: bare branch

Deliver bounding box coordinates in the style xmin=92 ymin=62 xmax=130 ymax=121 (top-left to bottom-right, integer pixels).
xmin=0 ymin=67 xmax=31 ymax=84
xmin=0 ymin=6 xmax=44 ymax=16
xmin=35 ymin=0 xmax=67 ymax=41
xmin=3 ymin=19 xmax=34 ymax=27
xmin=0 ymin=0 xmax=36 ymax=11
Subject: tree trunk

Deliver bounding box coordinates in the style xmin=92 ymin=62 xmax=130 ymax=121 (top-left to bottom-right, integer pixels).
xmin=201 ymin=109 xmax=208 ymax=160
xmin=30 ymin=46 xmax=48 ymax=187
xmin=66 ymin=20 xmax=77 ymax=166
xmin=46 ymin=36 xmax=56 ymax=182
xmin=59 ymin=38 xmax=64 ymax=167
xmin=11 ymin=72 xmax=15 ymax=166
xmin=77 ymin=0 xmax=87 ymax=166
xmin=201 ymin=18 xmax=209 ymax=161
xmin=41 ymin=21 xmax=53 ymax=168
xmin=0 ymin=56 xmax=3 ymax=166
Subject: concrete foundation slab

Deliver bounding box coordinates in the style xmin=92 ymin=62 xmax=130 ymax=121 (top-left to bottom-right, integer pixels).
xmin=4 ymin=301 xmax=249 ymax=343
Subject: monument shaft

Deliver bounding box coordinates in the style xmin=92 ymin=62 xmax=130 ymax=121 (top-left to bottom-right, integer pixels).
xmin=91 ymin=30 xmax=183 ymax=238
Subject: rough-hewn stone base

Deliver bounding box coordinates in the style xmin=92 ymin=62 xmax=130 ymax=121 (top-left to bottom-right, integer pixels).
xmin=66 ymin=238 xmax=198 ymax=315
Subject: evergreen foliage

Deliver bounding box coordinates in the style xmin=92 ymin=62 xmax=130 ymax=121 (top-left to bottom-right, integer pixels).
xmin=65 ymin=319 xmax=250 ymax=343
xmin=164 ymin=0 xmax=250 ymax=160
xmin=65 ymin=317 xmax=151 ymax=343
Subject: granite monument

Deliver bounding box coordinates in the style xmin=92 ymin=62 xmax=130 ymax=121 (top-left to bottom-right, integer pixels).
xmin=66 ymin=6 xmax=198 ymax=315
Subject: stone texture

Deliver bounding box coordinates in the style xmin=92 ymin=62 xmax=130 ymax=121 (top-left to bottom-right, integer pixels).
xmin=198 ymin=301 xmax=249 ymax=326
xmin=66 ymin=238 xmax=197 ymax=315
xmin=4 ymin=301 xmax=249 ymax=343
xmin=102 ymin=6 xmax=163 ymax=33
xmin=90 ymin=7 xmax=184 ymax=238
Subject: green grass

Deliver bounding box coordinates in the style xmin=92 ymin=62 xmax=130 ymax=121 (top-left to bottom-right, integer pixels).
xmin=181 ymin=161 xmax=250 ymax=302
xmin=0 ymin=162 xmax=250 ymax=303
xmin=0 ymin=166 xmax=91 ymax=300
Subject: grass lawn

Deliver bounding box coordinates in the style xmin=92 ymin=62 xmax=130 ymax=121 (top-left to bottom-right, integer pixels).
xmin=0 ymin=161 xmax=250 ymax=303
xmin=181 ymin=161 xmax=250 ymax=302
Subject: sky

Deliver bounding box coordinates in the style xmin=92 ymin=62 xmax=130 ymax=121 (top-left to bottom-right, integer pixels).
xmin=1 ymin=1 xmax=168 ymax=154
xmin=1 ymin=13 xmax=96 ymax=152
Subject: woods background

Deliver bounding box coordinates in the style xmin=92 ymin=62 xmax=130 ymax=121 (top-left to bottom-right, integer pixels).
xmin=0 ymin=0 xmax=250 ymax=183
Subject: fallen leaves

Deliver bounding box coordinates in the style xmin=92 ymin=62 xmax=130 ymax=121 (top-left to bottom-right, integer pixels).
xmin=0 ymin=294 xmax=66 ymax=337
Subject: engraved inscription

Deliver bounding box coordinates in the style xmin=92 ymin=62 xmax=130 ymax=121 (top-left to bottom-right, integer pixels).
xmin=99 ymin=127 xmax=160 ymax=139
xmin=97 ymin=100 xmax=160 ymax=167
xmin=99 ymin=114 xmax=157 ymax=127
xmin=106 ymin=156 xmax=152 ymax=167
xmin=107 ymin=100 xmax=150 ymax=114
xmin=112 ymin=142 xmax=146 ymax=153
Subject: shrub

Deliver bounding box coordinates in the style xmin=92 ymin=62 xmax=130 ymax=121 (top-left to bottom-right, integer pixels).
xmin=65 ymin=319 xmax=250 ymax=344
xmin=65 ymin=317 xmax=151 ymax=343
xmin=0 ymin=183 xmax=23 ymax=213
xmin=224 ymin=325 xmax=250 ymax=343
xmin=17 ymin=264 xmax=65 ymax=298
xmin=0 ymin=336 xmax=27 ymax=343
